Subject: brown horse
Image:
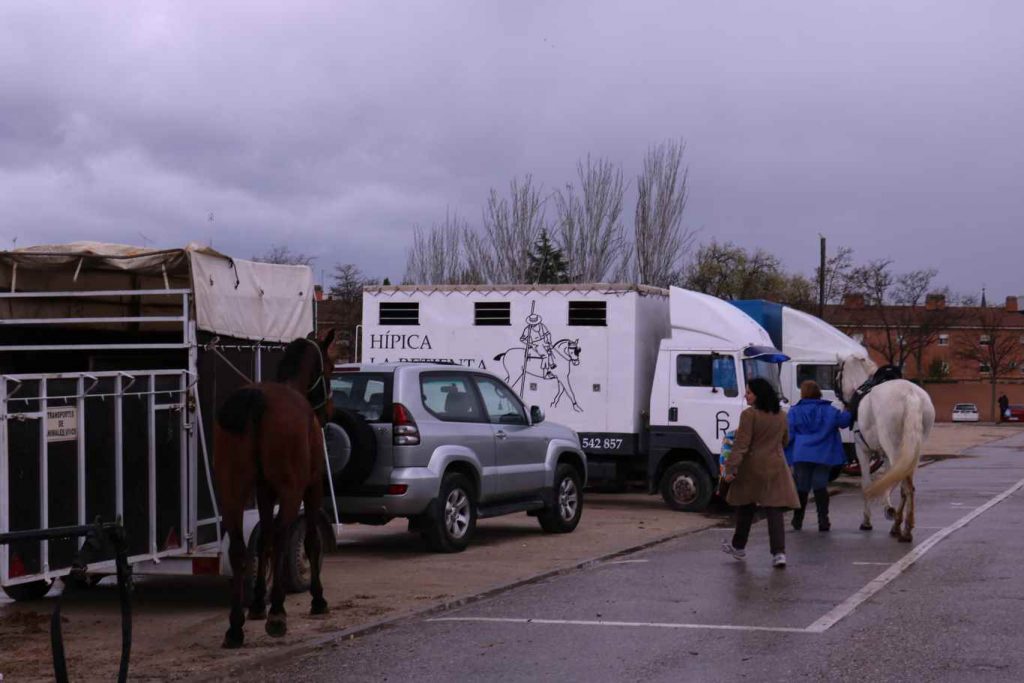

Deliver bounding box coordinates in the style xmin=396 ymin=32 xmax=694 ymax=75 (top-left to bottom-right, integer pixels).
xmin=214 ymin=330 xmax=337 ymax=648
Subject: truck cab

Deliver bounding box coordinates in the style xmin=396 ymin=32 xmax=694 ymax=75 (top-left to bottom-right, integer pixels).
xmin=646 ymin=289 xmax=788 ymax=511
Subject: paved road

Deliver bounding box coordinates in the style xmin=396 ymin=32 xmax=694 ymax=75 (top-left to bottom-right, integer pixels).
xmin=260 ymin=433 xmax=1024 ymax=682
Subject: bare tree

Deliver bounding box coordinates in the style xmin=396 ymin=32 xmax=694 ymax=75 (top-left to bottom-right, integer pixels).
xmin=554 ymin=156 xmax=626 ymax=282
xmin=403 ymin=209 xmax=466 ymax=285
xmin=474 ymin=175 xmax=547 ymax=284
xmin=956 ymin=306 xmax=1024 ymax=422
xmin=253 ymin=244 xmax=316 ymax=266
xmin=682 ymin=240 xmax=814 ymax=309
xmin=630 ymin=140 xmax=695 ymax=286
xmin=815 ymin=245 xmax=855 ymax=304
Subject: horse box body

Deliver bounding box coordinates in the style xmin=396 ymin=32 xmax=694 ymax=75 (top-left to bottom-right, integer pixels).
xmin=360 ymin=285 xmax=670 ymax=469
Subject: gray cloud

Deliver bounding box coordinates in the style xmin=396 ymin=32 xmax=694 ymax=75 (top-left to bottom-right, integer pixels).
xmin=1 ymin=0 xmax=1022 ymax=293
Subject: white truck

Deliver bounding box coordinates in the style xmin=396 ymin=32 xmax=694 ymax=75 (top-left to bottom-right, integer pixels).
xmin=359 ymin=284 xmax=788 ymax=511
xmin=730 ymin=300 xmax=868 ymax=459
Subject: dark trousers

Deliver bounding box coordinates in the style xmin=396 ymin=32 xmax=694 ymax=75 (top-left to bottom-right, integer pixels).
xmin=732 ymin=505 xmax=786 ymax=555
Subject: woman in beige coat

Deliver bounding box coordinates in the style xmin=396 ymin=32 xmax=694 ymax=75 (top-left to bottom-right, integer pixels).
xmin=721 ymin=377 xmax=800 ymax=568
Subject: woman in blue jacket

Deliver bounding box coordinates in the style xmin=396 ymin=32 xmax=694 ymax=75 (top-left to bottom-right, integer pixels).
xmin=786 ymin=380 xmax=854 ymax=531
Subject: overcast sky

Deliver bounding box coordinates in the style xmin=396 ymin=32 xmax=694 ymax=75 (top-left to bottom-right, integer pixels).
xmin=1 ymin=1 xmax=1021 ymax=296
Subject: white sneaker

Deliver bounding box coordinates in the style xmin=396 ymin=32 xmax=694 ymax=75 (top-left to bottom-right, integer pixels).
xmin=721 ymin=540 xmax=746 ymax=560
xmin=772 ymin=553 xmax=787 ymax=568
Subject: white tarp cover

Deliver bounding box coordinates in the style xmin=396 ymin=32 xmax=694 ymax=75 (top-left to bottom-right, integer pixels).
xmin=782 ymin=306 xmax=867 ymax=362
xmin=189 ymin=251 xmax=313 ymax=343
xmin=668 ymin=286 xmax=774 ymax=350
xmin=1 ymin=242 xmax=314 ymax=343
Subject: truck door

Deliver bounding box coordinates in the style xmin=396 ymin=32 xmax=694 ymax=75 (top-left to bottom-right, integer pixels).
xmin=471 ymin=374 xmax=548 ymax=497
xmin=668 ymin=353 xmax=742 ymax=454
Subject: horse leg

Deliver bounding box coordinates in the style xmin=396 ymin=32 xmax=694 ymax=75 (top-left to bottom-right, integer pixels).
xmin=266 ymin=494 xmax=301 ymax=638
xmin=304 ymin=487 xmax=329 ymax=616
xmin=856 ymin=444 xmax=874 ymax=531
xmin=551 ymin=383 xmax=563 ymax=407
xmin=889 ymin=481 xmax=907 ymax=538
xmin=900 ymin=475 xmax=916 ymax=543
xmin=222 ymin=513 xmax=247 ymax=649
xmin=247 ymin=484 xmax=275 ymax=620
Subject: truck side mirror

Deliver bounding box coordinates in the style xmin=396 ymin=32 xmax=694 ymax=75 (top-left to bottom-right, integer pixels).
xmin=530 ymin=406 xmax=545 ymax=424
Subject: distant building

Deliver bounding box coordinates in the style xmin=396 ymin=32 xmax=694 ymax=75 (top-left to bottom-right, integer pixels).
xmin=826 ymin=293 xmax=1024 ymax=421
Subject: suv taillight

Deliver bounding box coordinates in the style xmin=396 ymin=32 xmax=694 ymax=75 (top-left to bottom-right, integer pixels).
xmin=393 ymin=402 xmax=420 ymax=446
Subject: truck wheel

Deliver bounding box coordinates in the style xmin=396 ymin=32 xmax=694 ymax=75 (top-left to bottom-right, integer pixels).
xmin=538 ymin=464 xmax=584 ymax=533
xmin=2 ymin=579 xmax=54 ymax=602
xmin=423 ymin=473 xmax=476 ymax=553
xmin=660 ymin=461 xmax=713 ymax=512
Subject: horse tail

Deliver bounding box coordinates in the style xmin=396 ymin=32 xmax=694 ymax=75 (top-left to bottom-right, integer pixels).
xmin=865 ymin=392 xmax=923 ymax=499
xmin=216 ymin=387 xmax=266 ymax=435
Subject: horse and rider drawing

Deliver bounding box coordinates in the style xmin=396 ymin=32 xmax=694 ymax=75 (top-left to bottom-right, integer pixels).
xmin=494 ymin=301 xmax=584 ymax=413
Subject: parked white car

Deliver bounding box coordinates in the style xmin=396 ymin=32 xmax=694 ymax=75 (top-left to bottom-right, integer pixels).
xmin=952 ymin=403 xmax=980 ymax=422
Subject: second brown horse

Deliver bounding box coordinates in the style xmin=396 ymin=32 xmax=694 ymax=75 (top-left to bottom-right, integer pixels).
xmin=214 ymin=330 xmax=337 ymax=648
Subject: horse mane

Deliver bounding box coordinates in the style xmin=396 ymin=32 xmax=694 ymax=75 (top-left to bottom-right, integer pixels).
xmin=277 ymin=338 xmax=316 ymax=382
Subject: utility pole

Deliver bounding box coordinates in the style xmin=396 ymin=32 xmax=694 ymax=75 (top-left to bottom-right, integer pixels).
xmin=818 ymin=235 xmax=826 ymax=318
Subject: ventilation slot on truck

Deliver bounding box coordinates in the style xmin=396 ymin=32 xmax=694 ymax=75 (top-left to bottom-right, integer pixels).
xmin=568 ymin=301 xmax=607 ymax=326
xmin=379 ymin=302 xmax=419 ymax=325
xmin=474 ymin=302 xmax=511 ymax=326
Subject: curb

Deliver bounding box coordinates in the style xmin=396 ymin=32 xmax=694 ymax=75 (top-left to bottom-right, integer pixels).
xmin=205 ymin=519 xmax=725 ymax=680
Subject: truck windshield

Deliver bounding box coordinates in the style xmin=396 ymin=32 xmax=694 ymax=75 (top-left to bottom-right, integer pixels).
xmin=742 ymin=359 xmax=783 ymax=398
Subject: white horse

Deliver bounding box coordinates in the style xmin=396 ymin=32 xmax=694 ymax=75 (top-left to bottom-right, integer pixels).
xmin=837 ymin=355 xmax=936 ymax=542
xmin=494 ymin=339 xmax=583 ymax=412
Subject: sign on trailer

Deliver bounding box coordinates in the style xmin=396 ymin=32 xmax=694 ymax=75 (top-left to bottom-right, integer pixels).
xmin=46 ymin=406 xmax=77 ymax=442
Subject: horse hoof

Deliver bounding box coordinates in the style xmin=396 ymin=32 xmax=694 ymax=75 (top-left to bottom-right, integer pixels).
xmin=310 ymin=599 xmax=329 ymax=616
xmin=890 ymin=529 xmax=900 ymax=537
xmin=222 ymin=629 xmax=244 ymax=649
xmin=247 ymin=605 xmax=267 ymax=621
xmin=884 ymin=507 xmax=896 ymax=521
xmin=266 ymin=616 xmax=287 ymax=638
xmin=898 ymin=535 xmax=913 ymax=544
xmin=859 ymin=523 xmax=873 ymax=531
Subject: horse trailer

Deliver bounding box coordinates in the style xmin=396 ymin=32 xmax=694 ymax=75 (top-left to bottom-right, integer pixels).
xmin=0 ymin=242 xmax=328 ymax=601
xmin=360 ymin=284 xmax=789 ymax=511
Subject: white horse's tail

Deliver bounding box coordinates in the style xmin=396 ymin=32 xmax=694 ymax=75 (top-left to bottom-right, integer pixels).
xmin=865 ymin=391 xmax=923 ymax=499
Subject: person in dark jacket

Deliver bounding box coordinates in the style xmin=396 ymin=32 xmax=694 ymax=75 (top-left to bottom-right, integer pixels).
xmin=786 ymin=380 xmax=853 ymax=531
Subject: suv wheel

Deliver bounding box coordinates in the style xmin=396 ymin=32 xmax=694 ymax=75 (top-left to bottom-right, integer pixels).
xmin=538 ymin=463 xmax=583 ymax=533
xmin=660 ymin=461 xmax=713 ymax=512
xmin=423 ymin=473 xmax=477 ymax=553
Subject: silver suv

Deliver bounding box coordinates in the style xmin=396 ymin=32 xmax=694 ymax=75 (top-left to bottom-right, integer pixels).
xmin=325 ymin=363 xmax=587 ymax=552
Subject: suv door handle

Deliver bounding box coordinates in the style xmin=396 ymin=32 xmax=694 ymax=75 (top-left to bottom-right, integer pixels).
xmin=495 ymin=430 xmax=508 ymax=440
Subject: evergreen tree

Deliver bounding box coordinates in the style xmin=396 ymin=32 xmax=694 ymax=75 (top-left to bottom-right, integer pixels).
xmin=526 ymin=229 xmax=569 ymax=284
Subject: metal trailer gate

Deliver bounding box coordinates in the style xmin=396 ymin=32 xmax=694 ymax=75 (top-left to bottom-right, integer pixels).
xmin=0 ymin=286 xmax=301 ymax=592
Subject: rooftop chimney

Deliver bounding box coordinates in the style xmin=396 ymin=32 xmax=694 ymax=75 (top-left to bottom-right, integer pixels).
xmin=925 ymin=294 xmax=946 ymax=311
xmin=1006 ymin=296 xmax=1020 ymax=313
xmin=843 ymin=293 xmax=865 ymax=309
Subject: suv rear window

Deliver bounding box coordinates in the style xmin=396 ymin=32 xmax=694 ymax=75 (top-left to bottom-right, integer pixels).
xmin=332 ymin=372 xmax=393 ymax=422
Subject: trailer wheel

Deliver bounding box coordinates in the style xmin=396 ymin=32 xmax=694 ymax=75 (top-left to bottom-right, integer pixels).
xmin=660 ymin=461 xmax=713 ymax=512
xmin=282 ymin=515 xmax=329 ymax=594
xmin=2 ymin=579 xmax=54 ymax=602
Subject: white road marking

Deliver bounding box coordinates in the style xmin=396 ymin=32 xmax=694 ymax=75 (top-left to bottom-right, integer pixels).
xmin=806 ymin=475 xmax=1024 ymax=633
xmin=606 ymin=559 xmax=649 ymax=565
xmin=427 ymin=477 xmax=1024 ymax=637
xmin=428 ymin=616 xmax=807 ymax=634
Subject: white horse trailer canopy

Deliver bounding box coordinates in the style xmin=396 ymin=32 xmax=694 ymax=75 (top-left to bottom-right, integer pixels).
xmin=0 ymin=242 xmax=315 ymax=599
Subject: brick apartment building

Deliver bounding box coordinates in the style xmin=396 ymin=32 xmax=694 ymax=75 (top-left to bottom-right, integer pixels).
xmin=825 ymin=293 xmax=1024 ymax=422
